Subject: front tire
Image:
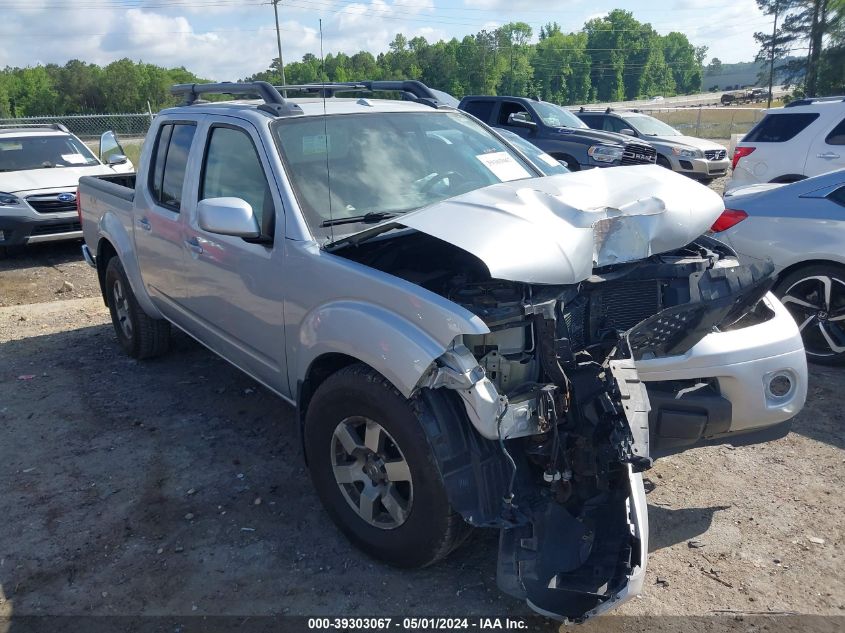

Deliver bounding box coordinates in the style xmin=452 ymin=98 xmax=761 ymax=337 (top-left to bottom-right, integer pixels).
xmin=656 ymin=154 xmax=672 ymax=169
xmin=304 ymin=364 xmax=468 ymax=568
xmin=104 ymin=257 xmax=170 ymax=359
xmin=776 ymin=264 xmax=845 ymax=365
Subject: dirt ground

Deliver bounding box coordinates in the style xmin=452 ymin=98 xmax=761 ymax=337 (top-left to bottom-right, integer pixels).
xmin=0 ymin=174 xmax=842 ymax=631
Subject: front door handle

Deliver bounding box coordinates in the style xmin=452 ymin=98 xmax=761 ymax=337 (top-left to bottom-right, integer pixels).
xmin=184 ymin=237 xmax=203 ymax=255
xmin=136 ymin=217 xmax=151 ymax=231
xmin=817 ymin=152 xmax=840 ymax=159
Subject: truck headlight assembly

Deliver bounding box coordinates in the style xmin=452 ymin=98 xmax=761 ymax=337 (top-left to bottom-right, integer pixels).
xmin=588 ymin=145 xmax=624 ymax=163
xmin=672 ymin=147 xmax=702 ymax=159
xmin=0 ymin=192 xmax=21 ymax=206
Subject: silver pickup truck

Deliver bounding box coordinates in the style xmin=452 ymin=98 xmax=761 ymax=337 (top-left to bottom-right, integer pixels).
xmin=78 ymin=81 xmax=807 ymax=622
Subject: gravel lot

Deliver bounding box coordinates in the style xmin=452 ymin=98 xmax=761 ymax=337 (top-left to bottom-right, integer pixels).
xmin=0 ymin=174 xmax=843 ymax=630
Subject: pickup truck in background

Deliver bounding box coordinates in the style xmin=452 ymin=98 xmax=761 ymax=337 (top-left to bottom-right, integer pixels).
xmin=458 ymin=95 xmax=658 ymax=171
xmin=0 ymin=125 xmax=132 ymax=257
xmin=78 ymin=80 xmax=806 ymax=622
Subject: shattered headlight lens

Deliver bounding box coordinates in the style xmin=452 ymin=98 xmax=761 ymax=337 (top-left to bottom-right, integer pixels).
xmin=672 ymin=147 xmax=702 ymax=159
xmin=588 ymin=145 xmax=624 ymax=163
xmin=0 ymin=192 xmax=21 ymax=206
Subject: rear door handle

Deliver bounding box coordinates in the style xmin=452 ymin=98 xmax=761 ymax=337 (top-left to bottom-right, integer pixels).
xmin=184 ymin=237 xmax=203 ymax=255
xmin=136 ymin=217 xmax=151 ymax=231
xmin=817 ymin=152 xmax=840 ymax=159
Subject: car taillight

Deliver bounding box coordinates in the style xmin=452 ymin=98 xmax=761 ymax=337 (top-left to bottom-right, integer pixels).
xmin=731 ymin=146 xmax=755 ymax=170
xmin=76 ymin=186 xmax=81 ymax=222
xmin=711 ymin=208 xmax=748 ymax=232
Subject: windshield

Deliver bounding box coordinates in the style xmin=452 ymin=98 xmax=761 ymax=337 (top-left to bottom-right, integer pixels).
xmin=496 ymin=129 xmax=569 ymax=175
xmin=273 ymin=111 xmax=537 ymax=236
xmin=624 ymin=114 xmax=681 ymax=136
xmin=0 ymin=134 xmax=99 ymax=172
xmin=531 ymin=102 xmax=589 ymax=129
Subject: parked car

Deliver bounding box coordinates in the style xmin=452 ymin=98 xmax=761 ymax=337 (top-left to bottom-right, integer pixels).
xmin=0 ymin=125 xmax=133 ymax=257
xmin=78 ymin=80 xmax=805 ymax=622
xmin=458 ymin=95 xmax=657 ymax=170
xmin=727 ymin=96 xmax=845 ymax=192
xmin=716 ymin=169 xmax=845 ymax=364
xmin=575 ymin=109 xmax=730 ymax=183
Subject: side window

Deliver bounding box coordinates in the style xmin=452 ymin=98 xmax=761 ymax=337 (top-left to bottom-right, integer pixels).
xmin=462 ymin=100 xmax=495 ymax=123
xmin=200 ymin=126 xmax=274 ymax=239
xmin=498 ymin=102 xmax=531 ymax=126
xmin=743 ymin=113 xmax=819 ymax=143
xmin=149 ymin=122 xmax=196 ymax=211
xmin=825 ymin=117 xmax=845 ymax=145
xmin=602 ymin=118 xmax=617 ymax=132
xmin=579 ymin=115 xmax=601 ymax=129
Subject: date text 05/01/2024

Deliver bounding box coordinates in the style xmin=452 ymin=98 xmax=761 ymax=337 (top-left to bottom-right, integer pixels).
xmin=307 ymin=617 xmax=529 ymax=630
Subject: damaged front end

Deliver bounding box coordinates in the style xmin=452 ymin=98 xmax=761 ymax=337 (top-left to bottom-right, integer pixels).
xmin=410 ymin=240 xmax=772 ymax=621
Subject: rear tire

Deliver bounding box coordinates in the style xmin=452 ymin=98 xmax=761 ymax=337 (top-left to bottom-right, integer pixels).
xmin=775 ymin=264 xmax=845 ymax=366
xmin=304 ymin=363 xmax=468 ymax=568
xmin=104 ymin=257 xmax=170 ymax=359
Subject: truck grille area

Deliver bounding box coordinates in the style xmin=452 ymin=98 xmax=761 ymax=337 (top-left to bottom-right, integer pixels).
xmin=621 ymin=143 xmax=657 ymax=165
xmin=25 ymin=193 xmax=77 ymax=214
xmin=704 ymin=149 xmax=727 ymax=160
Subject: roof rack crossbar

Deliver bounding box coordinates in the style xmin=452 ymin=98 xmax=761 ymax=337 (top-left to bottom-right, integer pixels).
xmin=170 ymin=81 xmax=286 ymax=106
xmin=273 ymin=80 xmax=450 ymax=108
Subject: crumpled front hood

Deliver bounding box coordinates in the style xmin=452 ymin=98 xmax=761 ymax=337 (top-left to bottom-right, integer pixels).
xmin=340 ymin=165 xmax=724 ymax=285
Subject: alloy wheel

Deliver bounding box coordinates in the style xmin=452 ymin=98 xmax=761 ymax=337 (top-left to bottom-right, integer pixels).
xmin=330 ymin=416 xmax=413 ymax=529
xmin=781 ymin=275 xmax=845 ymax=358
xmin=112 ymin=278 xmax=134 ymax=339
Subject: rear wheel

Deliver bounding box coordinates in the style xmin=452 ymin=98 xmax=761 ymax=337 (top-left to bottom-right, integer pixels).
xmin=776 ymin=264 xmax=845 ymax=365
xmin=104 ymin=257 xmax=170 ymax=359
xmin=304 ymin=364 xmax=468 ymax=568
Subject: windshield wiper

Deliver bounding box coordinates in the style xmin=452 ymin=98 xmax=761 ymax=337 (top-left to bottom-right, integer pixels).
xmin=321 ymin=211 xmax=397 ymax=227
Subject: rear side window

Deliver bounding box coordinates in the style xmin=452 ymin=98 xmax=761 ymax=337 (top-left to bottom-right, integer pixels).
xmin=579 ymin=115 xmax=602 ymax=129
xmin=149 ymin=122 xmax=197 ymax=211
xmin=825 ymin=117 xmax=845 ymax=145
xmin=829 ymin=186 xmax=845 ymax=207
xmin=461 ymin=100 xmax=495 ymax=123
xmin=743 ymin=113 xmax=819 ymax=143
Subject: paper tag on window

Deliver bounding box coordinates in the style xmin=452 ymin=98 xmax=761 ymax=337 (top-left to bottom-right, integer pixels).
xmin=537 ymin=152 xmax=560 ymax=167
xmin=0 ymin=142 xmax=22 ymax=151
xmin=61 ymin=153 xmax=88 ymax=164
xmin=476 ymin=151 xmax=531 ymax=181
xmin=302 ymin=135 xmax=330 ymax=156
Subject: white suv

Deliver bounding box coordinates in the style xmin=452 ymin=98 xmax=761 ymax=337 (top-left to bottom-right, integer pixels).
xmin=727 ymin=96 xmax=845 ymax=192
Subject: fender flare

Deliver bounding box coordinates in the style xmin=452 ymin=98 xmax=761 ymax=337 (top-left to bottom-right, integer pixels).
xmin=97 ymin=211 xmax=163 ymax=319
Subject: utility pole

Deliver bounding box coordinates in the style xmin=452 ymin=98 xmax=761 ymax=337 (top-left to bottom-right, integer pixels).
xmin=767 ymin=0 xmax=779 ymax=108
xmin=272 ymin=0 xmax=287 ymax=96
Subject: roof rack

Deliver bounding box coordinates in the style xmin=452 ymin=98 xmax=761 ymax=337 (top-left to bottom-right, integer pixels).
xmin=784 ymin=96 xmax=845 ymax=108
xmin=170 ymin=81 xmax=303 ymax=117
xmin=0 ymin=123 xmax=70 ymax=133
xmin=274 ymin=80 xmax=452 ymax=108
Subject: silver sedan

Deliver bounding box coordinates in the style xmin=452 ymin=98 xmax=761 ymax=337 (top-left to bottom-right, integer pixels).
xmin=715 ymin=170 xmax=845 ymax=364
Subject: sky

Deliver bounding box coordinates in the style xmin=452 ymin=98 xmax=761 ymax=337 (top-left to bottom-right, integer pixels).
xmin=0 ymin=0 xmax=775 ymax=80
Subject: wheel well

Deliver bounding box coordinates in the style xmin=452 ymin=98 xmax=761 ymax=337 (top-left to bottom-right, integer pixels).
xmin=549 ymin=152 xmax=578 ymax=169
xmin=775 ymin=259 xmax=845 ymax=288
xmin=769 ymin=174 xmax=807 ymax=184
xmin=297 ymin=353 xmax=361 ymax=424
xmin=96 ymin=239 xmax=118 ymax=307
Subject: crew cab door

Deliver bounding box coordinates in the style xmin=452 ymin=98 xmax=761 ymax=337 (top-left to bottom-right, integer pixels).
xmin=178 ymin=118 xmax=289 ymax=395
xmin=134 ymin=119 xmax=199 ymax=317
xmin=804 ymin=114 xmax=845 ymax=177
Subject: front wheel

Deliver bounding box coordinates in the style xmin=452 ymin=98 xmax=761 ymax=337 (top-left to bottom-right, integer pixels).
xmin=776 ymin=264 xmax=845 ymax=365
xmin=104 ymin=257 xmax=170 ymax=359
xmin=304 ymin=364 xmax=468 ymax=568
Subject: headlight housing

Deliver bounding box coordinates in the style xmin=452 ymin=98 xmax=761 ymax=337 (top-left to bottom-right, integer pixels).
xmin=0 ymin=192 xmax=21 ymax=206
xmin=672 ymin=146 xmax=702 ymax=159
xmin=588 ymin=145 xmax=624 ymax=163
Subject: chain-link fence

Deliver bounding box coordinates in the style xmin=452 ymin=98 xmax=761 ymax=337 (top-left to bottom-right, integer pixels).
xmin=0 ymin=112 xmax=153 ymax=141
xmin=635 ymin=107 xmax=766 ymax=140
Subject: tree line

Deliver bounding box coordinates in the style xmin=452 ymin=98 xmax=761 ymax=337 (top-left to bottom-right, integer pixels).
xmin=248 ymin=11 xmax=707 ymax=105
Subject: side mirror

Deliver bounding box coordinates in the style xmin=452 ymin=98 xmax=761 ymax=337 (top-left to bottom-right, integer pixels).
xmin=107 ymin=154 xmax=129 ymax=166
xmin=99 ymin=130 xmax=125 ymax=163
xmin=197 ymin=197 xmax=260 ymax=238
xmin=507 ymin=112 xmax=536 ymax=128
xmin=619 ymin=128 xmax=636 ymax=136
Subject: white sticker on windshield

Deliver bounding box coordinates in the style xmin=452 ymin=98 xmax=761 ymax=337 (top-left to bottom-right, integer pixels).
xmin=0 ymin=142 xmax=22 ymax=151
xmin=537 ymin=152 xmax=560 ymax=167
xmin=61 ymin=153 xmax=88 ymax=164
xmin=302 ymin=134 xmax=330 ymax=156
xmin=476 ymin=151 xmax=531 ymax=181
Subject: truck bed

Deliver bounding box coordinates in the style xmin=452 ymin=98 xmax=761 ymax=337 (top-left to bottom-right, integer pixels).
xmin=78 ymin=173 xmax=137 ymax=251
